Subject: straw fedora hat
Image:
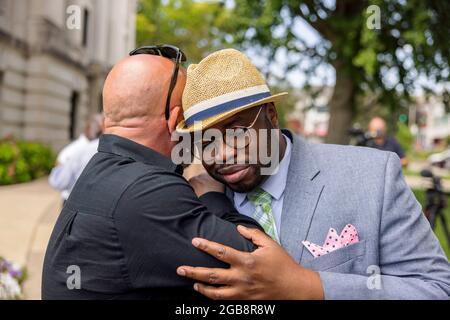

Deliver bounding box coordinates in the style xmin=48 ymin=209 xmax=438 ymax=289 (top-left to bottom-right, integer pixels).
xmin=176 ymin=48 xmax=288 ymax=133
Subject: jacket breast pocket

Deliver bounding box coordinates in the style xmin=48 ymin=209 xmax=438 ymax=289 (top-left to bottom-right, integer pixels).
xmin=303 ymin=240 xmax=367 ymax=272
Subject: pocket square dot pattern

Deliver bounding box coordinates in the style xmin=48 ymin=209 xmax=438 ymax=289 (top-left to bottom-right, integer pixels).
xmin=302 ymin=224 xmax=359 ymax=258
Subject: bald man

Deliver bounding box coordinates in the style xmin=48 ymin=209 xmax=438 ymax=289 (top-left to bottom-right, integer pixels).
xmin=368 ymin=117 xmax=408 ymax=167
xmin=42 ymin=53 xmax=262 ymax=300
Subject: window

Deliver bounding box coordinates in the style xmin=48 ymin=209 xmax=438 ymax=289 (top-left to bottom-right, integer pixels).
xmin=0 ymin=71 xmax=3 ymax=134
xmin=0 ymin=71 xmax=4 ymax=103
xmin=69 ymin=91 xmax=79 ymax=140
xmin=82 ymin=8 xmax=89 ymax=47
xmin=98 ymin=92 xmax=103 ymax=112
xmin=0 ymin=1 xmax=6 ymax=17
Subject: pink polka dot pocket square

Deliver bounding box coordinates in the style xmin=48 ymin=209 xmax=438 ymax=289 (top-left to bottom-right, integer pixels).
xmin=302 ymin=224 xmax=359 ymax=258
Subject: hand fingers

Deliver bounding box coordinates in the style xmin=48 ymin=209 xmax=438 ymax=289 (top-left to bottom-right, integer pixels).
xmin=191 ymin=237 xmax=246 ymax=265
xmin=237 ymin=225 xmax=277 ymax=247
xmin=193 ymin=283 xmax=237 ymax=300
xmin=177 ymin=266 xmax=233 ymax=285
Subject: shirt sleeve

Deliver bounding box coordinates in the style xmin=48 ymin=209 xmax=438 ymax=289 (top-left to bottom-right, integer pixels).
xmin=113 ymin=171 xmax=262 ymax=290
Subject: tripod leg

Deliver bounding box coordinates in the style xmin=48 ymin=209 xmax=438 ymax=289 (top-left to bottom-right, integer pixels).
xmin=438 ymin=211 xmax=450 ymax=249
xmin=429 ymin=206 xmax=438 ymax=230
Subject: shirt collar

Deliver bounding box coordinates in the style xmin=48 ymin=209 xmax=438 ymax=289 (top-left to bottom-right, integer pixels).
xmin=234 ymin=134 xmax=292 ymax=207
xmin=98 ymin=134 xmax=183 ymax=174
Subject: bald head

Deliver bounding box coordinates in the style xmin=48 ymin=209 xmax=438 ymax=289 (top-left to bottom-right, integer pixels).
xmin=102 ymin=54 xmax=185 ymax=124
xmin=101 ymin=54 xmax=186 ymax=156
xmin=368 ymin=117 xmax=387 ymax=137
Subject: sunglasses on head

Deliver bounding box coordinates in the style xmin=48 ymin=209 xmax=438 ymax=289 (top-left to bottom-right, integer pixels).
xmin=129 ymin=45 xmax=187 ymax=120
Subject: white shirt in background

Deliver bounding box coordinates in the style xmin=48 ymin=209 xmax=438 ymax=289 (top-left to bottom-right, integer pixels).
xmin=56 ymin=134 xmax=90 ymax=165
xmin=49 ymin=138 xmax=99 ymax=200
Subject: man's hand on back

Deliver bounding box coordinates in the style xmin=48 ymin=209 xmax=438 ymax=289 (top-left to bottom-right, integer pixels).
xmin=177 ymin=225 xmax=324 ymax=300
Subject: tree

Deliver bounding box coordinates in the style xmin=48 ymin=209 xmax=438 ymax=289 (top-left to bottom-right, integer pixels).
xmin=219 ymin=0 xmax=450 ymax=143
xmin=136 ymin=0 xmax=229 ymax=63
xmin=135 ymin=0 xmax=299 ymax=123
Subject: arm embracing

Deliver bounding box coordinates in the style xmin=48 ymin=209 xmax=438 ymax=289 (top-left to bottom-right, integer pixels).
xmin=114 ymin=172 xmax=261 ymax=289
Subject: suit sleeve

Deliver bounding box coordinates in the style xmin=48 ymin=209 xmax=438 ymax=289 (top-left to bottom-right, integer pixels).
xmin=114 ymin=171 xmax=262 ymax=290
xmin=318 ymin=153 xmax=450 ymax=299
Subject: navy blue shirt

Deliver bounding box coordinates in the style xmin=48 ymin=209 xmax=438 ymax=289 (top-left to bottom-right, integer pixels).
xmin=370 ymin=137 xmax=405 ymax=159
xmin=42 ymin=134 xmax=261 ymax=300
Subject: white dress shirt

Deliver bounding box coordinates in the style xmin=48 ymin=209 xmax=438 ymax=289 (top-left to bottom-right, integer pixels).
xmin=49 ymin=138 xmax=99 ymax=200
xmin=233 ymin=134 xmax=292 ymax=235
xmin=56 ymin=134 xmax=90 ymax=164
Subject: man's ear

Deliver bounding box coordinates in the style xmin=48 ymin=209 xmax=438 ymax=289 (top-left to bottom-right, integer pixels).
xmin=265 ymin=103 xmax=279 ymax=128
xmin=168 ymin=106 xmax=182 ymax=134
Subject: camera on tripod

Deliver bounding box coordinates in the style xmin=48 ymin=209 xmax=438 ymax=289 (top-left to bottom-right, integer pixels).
xmin=348 ymin=127 xmax=379 ymax=147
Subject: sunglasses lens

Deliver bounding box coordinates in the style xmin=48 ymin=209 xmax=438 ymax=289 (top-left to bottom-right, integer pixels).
xmin=130 ymin=45 xmax=186 ymax=61
xmin=131 ymin=48 xmax=160 ymax=56
xmin=159 ymin=47 xmax=178 ymax=59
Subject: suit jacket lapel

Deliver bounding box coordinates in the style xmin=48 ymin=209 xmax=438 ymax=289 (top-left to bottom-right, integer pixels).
xmin=224 ymin=130 xmax=324 ymax=262
xmin=280 ymin=130 xmax=324 ymax=262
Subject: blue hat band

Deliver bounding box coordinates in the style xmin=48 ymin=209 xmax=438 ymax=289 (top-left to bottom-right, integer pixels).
xmin=184 ymin=91 xmax=271 ymax=126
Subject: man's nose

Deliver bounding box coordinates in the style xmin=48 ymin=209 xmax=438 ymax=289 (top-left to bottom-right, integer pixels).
xmin=215 ymin=138 xmax=236 ymax=164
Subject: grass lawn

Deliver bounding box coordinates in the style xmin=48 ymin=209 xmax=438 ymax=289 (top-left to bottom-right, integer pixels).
xmin=412 ymin=189 xmax=450 ymax=258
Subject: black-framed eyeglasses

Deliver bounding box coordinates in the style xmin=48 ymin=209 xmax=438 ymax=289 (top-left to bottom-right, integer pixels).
xmin=192 ymin=104 xmax=266 ymax=161
xmin=129 ymin=44 xmax=187 ymax=120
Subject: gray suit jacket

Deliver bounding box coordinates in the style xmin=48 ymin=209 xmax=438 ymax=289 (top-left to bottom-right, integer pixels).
xmin=228 ymin=130 xmax=450 ymax=299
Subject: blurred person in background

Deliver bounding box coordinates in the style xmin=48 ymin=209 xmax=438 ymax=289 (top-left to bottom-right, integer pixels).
xmin=368 ymin=116 xmax=408 ymax=167
xmin=48 ymin=114 xmax=104 ymax=201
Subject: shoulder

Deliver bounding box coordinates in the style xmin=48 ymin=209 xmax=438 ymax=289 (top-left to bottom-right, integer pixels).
xmin=310 ymin=142 xmax=392 ymax=169
xmin=294 ymin=137 xmax=402 ymax=186
xmin=116 ymin=166 xmax=190 ymax=205
xmin=287 ymin=131 xmax=391 ymax=168
xmin=387 ymin=137 xmax=401 ymax=145
xmin=132 ymin=167 xmax=187 ymax=189
xmin=387 ymin=137 xmax=404 ymax=151
xmin=112 ymin=166 xmax=198 ymax=222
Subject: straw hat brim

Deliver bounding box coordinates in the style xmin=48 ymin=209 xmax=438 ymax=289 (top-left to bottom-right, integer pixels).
xmin=176 ymin=92 xmax=288 ymax=133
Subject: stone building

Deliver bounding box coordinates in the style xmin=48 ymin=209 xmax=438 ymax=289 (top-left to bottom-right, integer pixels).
xmin=0 ymin=0 xmax=137 ymax=150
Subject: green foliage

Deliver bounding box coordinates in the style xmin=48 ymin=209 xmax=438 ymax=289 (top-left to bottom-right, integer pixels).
xmin=0 ymin=139 xmax=55 ymax=185
xmin=218 ymin=0 xmax=450 ymax=143
xmin=135 ymin=1 xmax=450 ymax=143
xmin=136 ymin=0 xmax=231 ymax=63
xmin=395 ymin=121 xmax=413 ymax=155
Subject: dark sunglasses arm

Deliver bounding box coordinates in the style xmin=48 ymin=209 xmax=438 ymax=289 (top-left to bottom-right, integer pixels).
xmin=164 ymin=52 xmax=182 ymax=120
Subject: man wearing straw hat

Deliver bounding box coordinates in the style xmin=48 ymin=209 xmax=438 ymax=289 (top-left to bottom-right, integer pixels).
xmin=175 ymin=49 xmax=450 ymax=299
